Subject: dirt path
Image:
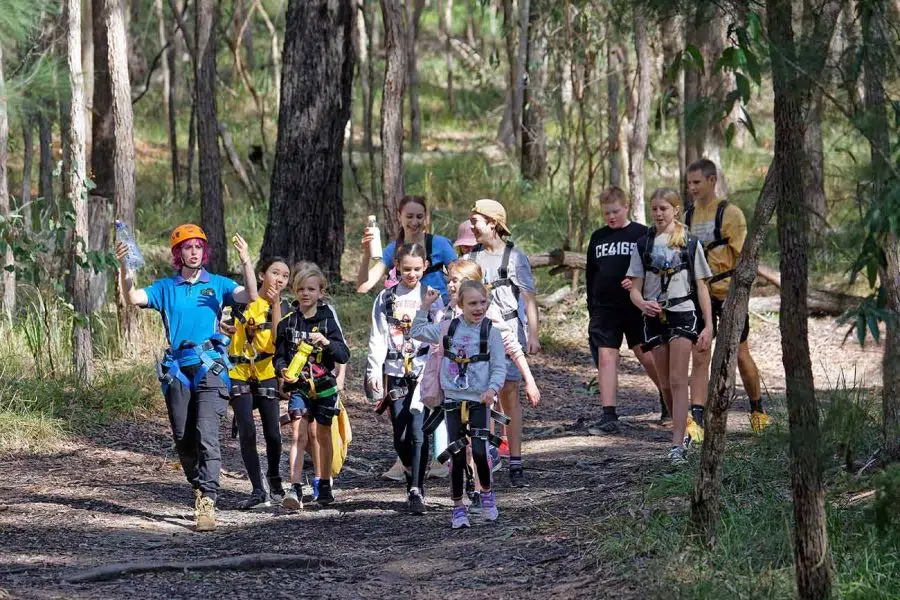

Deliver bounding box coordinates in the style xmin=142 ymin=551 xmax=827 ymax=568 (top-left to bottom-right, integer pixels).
xmin=0 ymin=317 xmax=881 ymax=599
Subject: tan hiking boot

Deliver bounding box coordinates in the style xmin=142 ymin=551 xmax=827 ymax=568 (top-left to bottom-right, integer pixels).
xmin=196 ymin=497 xmax=217 ymax=532
xmin=193 ymin=488 xmax=202 ymax=511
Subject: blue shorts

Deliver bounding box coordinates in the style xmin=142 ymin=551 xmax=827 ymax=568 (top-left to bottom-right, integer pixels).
xmin=504 ymin=355 xmax=522 ymax=382
xmin=288 ymin=391 xmax=339 ymax=426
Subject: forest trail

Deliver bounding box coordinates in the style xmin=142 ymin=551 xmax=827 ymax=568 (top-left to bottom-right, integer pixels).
xmin=0 ymin=316 xmax=881 ymax=599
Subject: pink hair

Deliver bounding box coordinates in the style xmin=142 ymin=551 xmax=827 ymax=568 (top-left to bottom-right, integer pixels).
xmin=171 ymin=239 xmax=210 ymax=269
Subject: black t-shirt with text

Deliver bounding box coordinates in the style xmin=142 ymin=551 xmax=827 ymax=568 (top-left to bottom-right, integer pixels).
xmin=586 ymin=221 xmax=649 ymax=314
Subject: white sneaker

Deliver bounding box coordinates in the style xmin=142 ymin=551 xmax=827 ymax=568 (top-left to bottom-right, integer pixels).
xmin=667 ymin=445 xmax=687 ymax=465
xmin=382 ymin=457 xmax=406 ymax=481
xmin=427 ymin=459 xmax=449 ymax=479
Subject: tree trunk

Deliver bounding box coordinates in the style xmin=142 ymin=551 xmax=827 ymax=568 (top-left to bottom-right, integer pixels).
xmin=661 ymin=13 xmax=687 ymax=199
xmin=771 ymin=0 xmax=835 ymax=595
xmin=155 ymin=0 xmax=179 ymax=196
xmin=379 ymin=0 xmax=406 ymax=241
xmin=82 ymin=0 xmax=94 ymax=162
xmin=512 ymin=0 xmax=529 ymax=154
xmin=360 ymin=0 xmax=376 ymax=199
xmin=195 ymin=0 xmax=226 ymax=274
xmin=0 ymin=46 xmax=14 ymax=323
xmin=441 ymin=0 xmax=455 ymax=113
xmin=607 ymin=37 xmax=621 ymax=187
xmin=94 ymin=0 xmax=139 ymax=347
xmin=406 ymin=0 xmax=424 ymax=151
xmin=860 ymin=0 xmax=900 ymax=463
xmin=466 ymin=0 xmax=477 ymax=46
xmin=21 ymin=111 xmax=34 ymax=232
xmin=521 ymin=0 xmax=546 ymax=182
xmin=38 ymin=109 xmax=53 ymax=215
xmin=627 ymin=10 xmax=650 ymax=225
xmin=64 ymin=0 xmax=94 ymax=382
xmin=261 ymin=0 xmax=353 ymax=280
xmin=497 ymin=0 xmax=516 ymax=147
xmin=357 ymin=1 xmax=373 ymax=151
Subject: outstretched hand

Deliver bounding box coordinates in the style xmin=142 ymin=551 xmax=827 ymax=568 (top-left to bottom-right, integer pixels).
xmin=232 ymin=233 xmax=251 ymax=265
xmin=422 ymin=288 xmax=441 ymax=308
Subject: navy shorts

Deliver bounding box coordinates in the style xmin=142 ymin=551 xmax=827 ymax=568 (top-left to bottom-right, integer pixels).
xmin=288 ymin=391 xmax=339 ymax=426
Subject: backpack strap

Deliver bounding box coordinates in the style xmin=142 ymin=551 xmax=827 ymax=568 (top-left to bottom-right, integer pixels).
xmin=423 ymin=233 xmax=446 ymax=276
xmin=488 ymin=241 xmax=520 ymax=305
xmin=685 ymin=205 xmax=695 ymax=231
xmin=703 ymin=200 xmax=731 ymax=253
xmin=442 ymin=317 xmax=492 ymax=365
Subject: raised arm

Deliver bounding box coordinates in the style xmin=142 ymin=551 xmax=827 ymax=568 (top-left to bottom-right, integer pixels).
xmin=231 ymin=234 xmax=258 ymax=304
xmin=115 ymin=241 xmax=149 ymax=307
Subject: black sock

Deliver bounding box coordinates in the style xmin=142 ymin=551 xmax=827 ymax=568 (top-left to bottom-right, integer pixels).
xmin=292 ymin=482 xmax=303 ymax=496
xmin=603 ymin=406 xmax=617 ymax=417
xmin=509 ymin=456 xmax=523 ymax=470
xmin=691 ymin=404 xmax=705 ymax=427
xmin=749 ymin=399 xmax=764 ymax=413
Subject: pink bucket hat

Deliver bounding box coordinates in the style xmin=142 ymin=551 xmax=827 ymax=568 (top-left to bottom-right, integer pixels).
xmin=454 ymin=220 xmax=477 ymax=248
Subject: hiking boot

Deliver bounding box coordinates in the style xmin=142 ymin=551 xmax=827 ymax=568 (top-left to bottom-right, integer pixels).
xmin=469 ymin=492 xmax=482 ymax=514
xmin=480 ymin=490 xmax=499 ymax=521
xmin=193 ymin=488 xmax=202 ymax=511
xmin=489 ymin=446 xmax=502 ymax=473
xmin=596 ymin=412 xmax=620 ymax=433
xmin=509 ymin=467 xmax=528 ymax=488
xmin=750 ymin=411 xmax=771 ymax=434
xmin=451 ymin=506 xmax=470 ymax=529
xmin=317 ymin=479 xmax=335 ymax=505
xmin=195 ymin=497 xmax=217 ymax=532
xmin=667 ymin=445 xmax=687 ymax=466
xmin=407 ymin=489 xmax=426 ymax=515
xmin=427 ymin=459 xmax=450 ymax=479
xmin=685 ymin=416 xmax=704 ymax=446
xmin=239 ymin=489 xmax=271 ymax=511
xmin=382 ymin=457 xmax=407 ymax=482
xmin=283 ymin=488 xmax=303 ymax=511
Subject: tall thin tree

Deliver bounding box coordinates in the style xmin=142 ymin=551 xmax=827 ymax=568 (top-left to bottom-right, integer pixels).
xmin=521 ymin=0 xmax=547 ymax=182
xmin=379 ymin=0 xmax=406 ymax=241
xmin=627 ymin=8 xmax=651 ymax=224
xmin=0 ymin=45 xmax=13 ymax=323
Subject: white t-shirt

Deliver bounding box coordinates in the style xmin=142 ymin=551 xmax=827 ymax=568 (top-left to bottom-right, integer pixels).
xmin=627 ymin=232 xmax=712 ymax=312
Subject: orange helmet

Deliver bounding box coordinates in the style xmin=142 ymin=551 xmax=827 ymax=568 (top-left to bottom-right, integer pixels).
xmin=170 ymin=224 xmax=208 ymax=249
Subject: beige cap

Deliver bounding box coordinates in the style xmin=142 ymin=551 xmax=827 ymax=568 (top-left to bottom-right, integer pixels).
xmin=470 ymin=199 xmax=510 ymax=235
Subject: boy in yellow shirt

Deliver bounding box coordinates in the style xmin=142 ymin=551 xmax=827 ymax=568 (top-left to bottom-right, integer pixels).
xmin=684 ymin=159 xmax=770 ymax=441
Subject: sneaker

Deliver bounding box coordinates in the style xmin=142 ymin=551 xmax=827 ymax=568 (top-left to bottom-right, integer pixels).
xmin=427 ymin=459 xmax=450 ymax=479
xmin=509 ymin=467 xmax=528 ymax=488
xmin=596 ymin=412 xmax=620 ymax=433
xmin=469 ymin=492 xmax=482 ymax=514
xmin=268 ymin=482 xmax=285 ymax=506
xmin=498 ymin=438 xmax=510 ymax=458
xmin=195 ymin=497 xmax=217 ymax=532
xmin=489 ymin=446 xmax=502 ymax=473
xmin=685 ymin=416 xmax=704 ymax=446
xmin=667 ymin=445 xmax=687 ymax=465
xmin=311 ymin=477 xmax=320 ymax=501
xmin=317 ymin=479 xmax=335 ymax=505
xmin=239 ymin=489 xmax=271 ymax=510
xmin=451 ymin=506 xmax=470 ymax=529
xmin=750 ymin=411 xmax=771 ymax=433
xmin=283 ymin=488 xmax=303 ymax=511
xmin=382 ymin=457 xmax=407 ymax=482
xmin=407 ymin=489 xmax=426 ymax=515
xmin=480 ymin=490 xmax=499 ymax=521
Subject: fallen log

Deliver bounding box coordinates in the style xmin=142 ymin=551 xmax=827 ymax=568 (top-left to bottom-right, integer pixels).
xmin=537 ymin=286 xmax=572 ymax=309
xmin=527 ymin=249 xmax=586 ymax=270
xmin=64 ymin=553 xmax=334 ymax=584
xmin=749 ymin=289 xmax=862 ymax=316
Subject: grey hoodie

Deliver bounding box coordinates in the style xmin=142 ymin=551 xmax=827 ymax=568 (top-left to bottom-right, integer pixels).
xmin=410 ymin=310 xmax=506 ymax=403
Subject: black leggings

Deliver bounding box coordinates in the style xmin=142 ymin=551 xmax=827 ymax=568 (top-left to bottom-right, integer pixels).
xmin=387 ymin=376 xmax=430 ymax=494
xmin=231 ymin=378 xmax=283 ymax=493
xmin=445 ymin=401 xmax=492 ymax=501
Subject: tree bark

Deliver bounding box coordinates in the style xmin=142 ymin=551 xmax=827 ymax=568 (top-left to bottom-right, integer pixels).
xmin=82 ymin=0 xmax=94 ymax=162
xmin=357 ymin=1 xmax=373 ymax=151
xmin=512 ymin=0 xmax=529 ymax=154
xmin=771 ymin=0 xmax=835 ymax=595
xmin=441 ymin=0 xmax=455 ymax=113
xmin=627 ymin=10 xmax=650 ymax=225
xmin=406 ymin=0 xmax=424 ymax=151
xmin=260 ymin=0 xmax=353 ymax=280
xmin=155 ymin=0 xmax=179 ymax=196
xmin=860 ymin=0 xmax=900 ymax=463
xmin=379 ymin=0 xmax=406 ymax=242
xmin=360 ymin=0 xmax=376 ymax=200
xmin=21 ymin=111 xmax=34 ymax=232
xmin=38 ymin=109 xmax=53 ymax=216
xmin=94 ymin=0 xmax=139 ymax=347
xmin=195 ymin=0 xmax=226 ymax=274
xmin=521 ymin=0 xmax=546 ymax=182
xmin=497 ymin=0 xmax=516 ymax=147
xmin=64 ymin=0 xmax=94 ymax=382
xmin=660 ymin=13 xmax=687 ymax=199
xmin=0 ymin=46 xmax=14 ymax=323
xmin=607 ymin=37 xmax=621 ymax=187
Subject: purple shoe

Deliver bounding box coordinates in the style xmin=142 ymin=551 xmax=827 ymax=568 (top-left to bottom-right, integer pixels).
xmin=481 ymin=490 xmax=499 ymax=521
xmin=451 ymin=506 xmax=470 ymax=529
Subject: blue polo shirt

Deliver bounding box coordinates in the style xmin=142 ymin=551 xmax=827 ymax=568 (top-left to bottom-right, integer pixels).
xmin=143 ymin=269 xmax=238 ymax=364
xmin=383 ymin=234 xmax=456 ymax=302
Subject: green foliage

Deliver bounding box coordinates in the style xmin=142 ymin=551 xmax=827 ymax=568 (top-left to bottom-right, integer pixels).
xmin=820 ymin=372 xmax=880 ymax=471
xmin=874 ymin=465 xmax=900 ymax=534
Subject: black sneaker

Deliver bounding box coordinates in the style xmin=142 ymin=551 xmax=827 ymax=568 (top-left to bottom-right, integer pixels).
xmin=659 ymin=393 xmax=671 ymax=422
xmin=239 ymin=489 xmax=271 ymax=510
xmin=597 ymin=412 xmax=620 ymax=433
xmin=407 ymin=489 xmax=425 ymax=515
xmin=318 ymin=480 xmax=335 ymax=505
xmin=509 ymin=467 xmax=528 ymax=488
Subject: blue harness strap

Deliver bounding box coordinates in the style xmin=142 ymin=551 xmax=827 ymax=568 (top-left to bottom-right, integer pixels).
xmin=157 ymin=333 xmax=234 ymax=396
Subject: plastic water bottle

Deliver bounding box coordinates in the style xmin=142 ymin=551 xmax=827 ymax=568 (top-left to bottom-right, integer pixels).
xmin=367 ymin=215 xmax=382 ymax=260
xmin=115 ymin=220 xmax=145 ymax=272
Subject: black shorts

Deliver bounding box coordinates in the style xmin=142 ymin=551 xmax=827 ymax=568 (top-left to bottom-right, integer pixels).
xmin=588 ymin=309 xmax=643 ymax=364
xmin=641 ymin=309 xmax=700 ymax=350
xmin=705 ymin=297 xmax=750 ymax=343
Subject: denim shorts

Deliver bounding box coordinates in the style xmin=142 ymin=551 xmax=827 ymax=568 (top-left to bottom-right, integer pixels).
xmin=504 ymin=355 xmax=522 ymax=382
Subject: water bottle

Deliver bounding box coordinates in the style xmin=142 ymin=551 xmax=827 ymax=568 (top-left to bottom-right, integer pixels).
xmin=115 ymin=220 xmax=145 ymax=272
xmin=367 ymin=215 xmax=382 ymax=260
xmin=285 ymin=341 xmax=315 ymax=380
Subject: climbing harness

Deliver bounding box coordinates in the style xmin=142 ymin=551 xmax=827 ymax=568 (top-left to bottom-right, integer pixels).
xmin=422 ymin=233 xmax=447 ymax=276
xmin=640 ymin=227 xmax=701 ymax=323
xmin=383 ymin=286 xmax=430 ymax=376
xmin=685 ymin=200 xmax=734 ymax=284
xmin=471 ymin=240 xmax=520 ymax=322
xmin=442 ymin=317 xmax=492 ymax=391
xmin=156 ymin=333 xmax=234 ymax=395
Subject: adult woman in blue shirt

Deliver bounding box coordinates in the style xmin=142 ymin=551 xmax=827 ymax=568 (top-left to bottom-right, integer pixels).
xmin=116 ymin=224 xmax=257 ymax=532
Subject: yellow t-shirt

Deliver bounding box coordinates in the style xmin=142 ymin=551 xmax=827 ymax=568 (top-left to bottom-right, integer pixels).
xmin=227 ymin=296 xmax=283 ymax=382
xmin=688 ymin=200 xmax=746 ymax=300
